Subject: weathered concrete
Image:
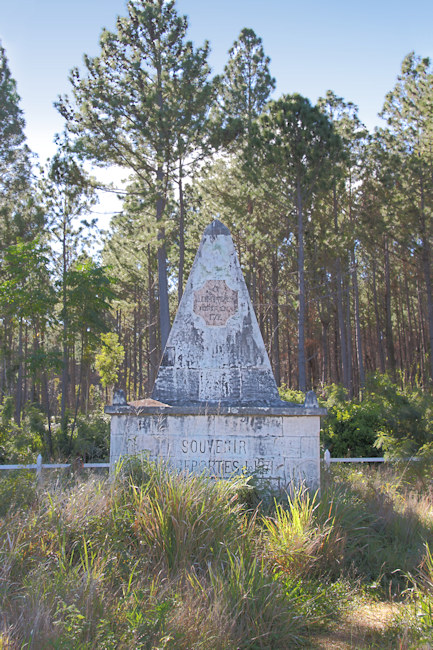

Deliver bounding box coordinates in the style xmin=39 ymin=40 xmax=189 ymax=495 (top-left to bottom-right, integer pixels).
xmin=151 ymin=219 xmax=282 ymax=407
xmin=107 ymin=401 xmax=324 ymax=489
xmin=106 ymin=220 xmax=325 ymax=489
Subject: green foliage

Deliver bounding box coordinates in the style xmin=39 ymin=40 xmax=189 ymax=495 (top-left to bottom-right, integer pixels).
xmin=65 ymin=257 xmax=116 ymax=340
xmin=95 ymin=332 xmax=125 ymax=390
xmin=320 ymin=374 xmax=433 ymax=458
xmin=72 ymin=414 xmax=110 ymax=461
xmin=0 ymin=41 xmax=38 ymax=250
xmin=279 ymin=384 xmax=305 ymax=404
xmin=0 ymin=400 xmax=44 ymax=463
xmin=321 ymin=393 xmax=382 ymax=458
xmin=55 ymin=412 xmax=110 ymax=461
xmin=0 ymin=470 xmax=37 ymax=516
xmin=215 ymin=27 xmax=275 ymax=152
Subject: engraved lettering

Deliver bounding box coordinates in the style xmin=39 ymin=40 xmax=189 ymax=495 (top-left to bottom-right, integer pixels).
xmin=181 ymin=440 xmax=188 ymax=453
xmin=193 ymin=280 xmax=238 ymax=327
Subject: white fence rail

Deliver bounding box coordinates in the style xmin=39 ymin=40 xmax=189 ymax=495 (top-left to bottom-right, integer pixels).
xmin=0 ymin=454 xmax=110 ymax=480
xmin=324 ymin=449 xmax=385 ymax=467
xmin=0 ymin=451 xmax=412 ymax=478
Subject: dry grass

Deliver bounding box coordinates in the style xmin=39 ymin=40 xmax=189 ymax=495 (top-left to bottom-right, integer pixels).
xmin=311 ymin=602 xmax=406 ymax=649
xmin=1 ymin=460 xmax=433 ymax=648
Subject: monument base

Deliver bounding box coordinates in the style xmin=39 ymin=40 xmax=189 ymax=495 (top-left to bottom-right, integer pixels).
xmin=106 ymin=401 xmax=326 ymax=490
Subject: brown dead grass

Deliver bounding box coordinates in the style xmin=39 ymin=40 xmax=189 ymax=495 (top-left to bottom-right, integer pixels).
xmin=308 ymin=601 xmax=408 ymax=649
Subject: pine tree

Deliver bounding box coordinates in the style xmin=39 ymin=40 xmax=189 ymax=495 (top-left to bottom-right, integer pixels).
xmin=39 ymin=145 xmax=98 ymax=428
xmin=257 ymin=94 xmax=342 ymax=391
xmin=216 ymin=28 xmax=275 ymax=150
xmin=57 ymin=0 xmax=214 ymax=352
xmin=0 ymin=41 xmax=40 ymax=249
xmin=380 ymin=53 xmax=433 ymax=382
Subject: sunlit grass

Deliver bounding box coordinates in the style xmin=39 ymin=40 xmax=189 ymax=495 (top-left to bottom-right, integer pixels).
xmin=1 ymin=459 xmax=433 ymax=647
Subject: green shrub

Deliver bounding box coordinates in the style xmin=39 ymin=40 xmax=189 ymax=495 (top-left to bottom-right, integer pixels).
xmin=320 ymin=374 xmax=433 ymax=458
xmin=0 ymin=470 xmax=38 ymax=516
xmin=321 ymin=397 xmax=383 ymax=457
xmin=0 ymin=401 xmax=45 ymax=463
xmin=279 ymin=384 xmax=305 ymax=404
xmin=73 ymin=414 xmax=110 ymax=461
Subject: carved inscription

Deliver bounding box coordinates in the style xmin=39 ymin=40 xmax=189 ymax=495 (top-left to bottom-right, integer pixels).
xmin=193 ymin=280 xmax=238 ymax=326
xmin=178 ymin=436 xmax=272 ymax=477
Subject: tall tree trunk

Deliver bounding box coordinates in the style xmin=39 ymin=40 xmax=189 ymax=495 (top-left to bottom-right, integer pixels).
xmin=43 ymin=371 xmax=53 ymax=457
xmin=138 ymin=295 xmax=143 ymax=397
xmin=335 ymin=260 xmax=348 ymax=389
xmin=156 ymin=53 xmax=171 ymax=352
xmin=404 ymin=266 xmax=415 ymax=382
xmin=384 ymin=236 xmax=396 ymax=379
xmin=156 ymin=168 xmax=170 ymax=352
xmin=296 ymin=178 xmax=306 ymax=392
xmin=417 ymin=277 xmax=427 ymax=384
xmin=258 ymin=267 xmax=265 ymax=333
xmin=419 ymin=195 xmax=433 ymax=383
xmin=271 ymin=255 xmax=281 ymax=386
xmin=372 ymin=256 xmax=386 ymax=373
xmin=333 ymin=319 xmax=340 ymax=384
xmin=178 ymin=158 xmax=185 ymax=303
xmin=133 ymin=305 xmax=137 ymax=399
xmin=333 ymin=185 xmax=349 ymax=392
xmin=395 ymin=286 xmax=405 ymax=384
xmin=351 ymin=248 xmax=365 ymax=390
xmin=345 ymin=276 xmax=353 ymax=398
xmin=61 ymin=221 xmax=68 ymax=428
xmin=148 ymin=245 xmax=157 ymax=393
xmin=24 ymin=323 xmax=29 ymax=405
xmin=284 ymin=302 xmax=292 ymax=386
xmin=15 ymin=319 xmax=23 ymax=425
xmin=252 ymin=245 xmax=257 ymax=308
xmin=321 ymin=318 xmax=330 ymax=385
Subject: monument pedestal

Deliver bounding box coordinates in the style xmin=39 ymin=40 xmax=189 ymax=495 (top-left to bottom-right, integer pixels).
xmin=107 ymin=400 xmax=326 ymax=490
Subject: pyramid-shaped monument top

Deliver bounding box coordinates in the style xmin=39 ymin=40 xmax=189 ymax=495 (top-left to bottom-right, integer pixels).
xmin=152 ymin=219 xmax=281 ymax=406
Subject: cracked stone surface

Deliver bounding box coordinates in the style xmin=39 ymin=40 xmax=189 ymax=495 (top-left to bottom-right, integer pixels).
xmin=151 ymin=219 xmax=283 ymax=407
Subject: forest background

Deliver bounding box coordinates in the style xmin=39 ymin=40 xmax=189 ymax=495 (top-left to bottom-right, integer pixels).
xmin=1 ymin=0 xmax=433 ymax=463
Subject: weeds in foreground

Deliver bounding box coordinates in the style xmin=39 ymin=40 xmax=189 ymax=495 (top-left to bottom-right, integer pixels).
xmin=1 ymin=460 xmax=433 ymax=647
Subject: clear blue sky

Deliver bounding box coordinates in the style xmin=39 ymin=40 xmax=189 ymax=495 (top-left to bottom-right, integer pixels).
xmin=2 ymin=0 xmax=432 ymax=211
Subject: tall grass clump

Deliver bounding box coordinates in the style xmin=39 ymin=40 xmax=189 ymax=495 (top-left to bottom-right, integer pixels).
xmin=320 ymin=464 xmax=433 ymax=594
xmin=125 ymin=457 xmax=246 ymax=572
xmin=262 ymin=488 xmax=345 ymax=580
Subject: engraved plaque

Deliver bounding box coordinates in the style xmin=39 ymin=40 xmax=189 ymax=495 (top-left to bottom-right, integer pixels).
xmin=193 ymin=280 xmax=238 ymax=326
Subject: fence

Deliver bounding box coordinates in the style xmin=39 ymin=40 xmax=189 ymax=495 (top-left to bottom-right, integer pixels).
xmin=323 ymin=449 xmax=385 ymax=467
xmin=0 ymin=452 xmax=406 ymax=479
xmin=0 ymin=454 xmax=110 ymax=480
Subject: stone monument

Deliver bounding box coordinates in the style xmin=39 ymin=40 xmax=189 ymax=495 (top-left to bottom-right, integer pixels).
xmin=106 ymin=219 xmax=326 ymax=489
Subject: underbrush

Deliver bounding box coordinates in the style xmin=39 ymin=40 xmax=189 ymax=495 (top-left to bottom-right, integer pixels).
xmin=1 ymin=460 xmax=433 ymax=648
